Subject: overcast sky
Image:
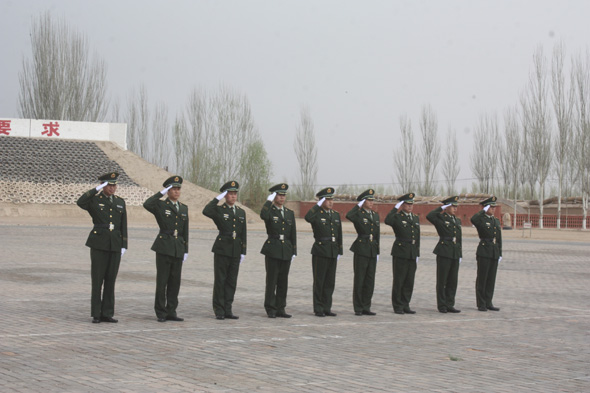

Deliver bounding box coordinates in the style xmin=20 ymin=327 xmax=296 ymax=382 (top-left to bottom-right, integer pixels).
xmin=2 ymin=0 xmax=590 ymax=193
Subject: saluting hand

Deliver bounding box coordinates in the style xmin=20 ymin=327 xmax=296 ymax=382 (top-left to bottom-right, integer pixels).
xmin=216 ymin=190 xmax=228 ymax=201
xmin=96 ymin=181 xmax=109 ymax=191
xmin=267 ymin=192 xmax=277 ymax=202
xmin=161 ymin=185 xmax=173 ymax=195
xmin=316 ymin=197 xmax=326 ymax=207
xmin=441 ymin=204 xmax=452 ymax=210
xmin=357 ymin=199 xmax=366 ymax=208
xmin=395 ymin=201 xmax=404 ymax=209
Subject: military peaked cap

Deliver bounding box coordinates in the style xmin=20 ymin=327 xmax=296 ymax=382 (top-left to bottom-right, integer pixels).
xmin=163 ymin=175 xmax=183 ymax=188
xmin=480 ymin=196 xmax=497 ymax=206
xmin=220 ymin=180 xmax=239 ymax=192
xmin=441 ymin=196 xmax=459 ymax=206
xmin=357 ymin=189 xmax=375 ymax=201
xmin=316 ymin=187 xmax=335 ymax=199
xmin=269 ymin=183 xmax=289 ymax=195
xmin=398 ymin=192 xmax=415 ymax=204
xmin=98 ymin=172 xmax=119 ymax=184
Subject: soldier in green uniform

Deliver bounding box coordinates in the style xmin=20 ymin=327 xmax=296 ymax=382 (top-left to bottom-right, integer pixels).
xmin=471 ymin=196 xmax=502 ymax=312
xmin=202 ymin=181 xmax=247 ymax=320
xmin=305 ymin=187 xmax=343 ymax=317
xmin=260 ymin=183 xmax=297 ymax=318
xmin=77 ymin=172 xmax=128 ymax=323
xmin=385 ymin=193 xmax=420 ymax=315
xmin=346 ymin=189 xmax=380 ymax=316
xmin=143 ymin=176 xmax=189 ymax=322
xmin=426 ymin=196 xmax=462 ymax=313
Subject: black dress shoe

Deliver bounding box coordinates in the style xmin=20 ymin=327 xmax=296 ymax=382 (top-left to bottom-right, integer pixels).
xmin=438 ymin=308 xmax=448 ymax=313
xmin=225 ymin=314 xmax=239 ymax=319
xmin=394 ymin=309 xmax=404 ymax=315
xmin=157 ymin=317 xmax=167 ymax=322
xmin=324 ymin=311 xmax=337 ymax=317
xmin=101 ymin=316 xmax=118 ymax=323
xmin=478 ymin=306 xmax=488 ymax=311
xmin=487 ymin=306 xmax=500 ymax=311
xmin=166 ymin=316 xmax=184 ymax=321
xmin=216 ymin=315 xmax=225 ymax=320
xmin=92 ymin=317 xmax=101 ymax=323
xmin=315 ymin=312 xmax=325 ymax=317
xmin=268 ymin=314 xmax=276 ymax=318
xmin=355 ymin=311 xmax=363 ymax=316
xmin=447 ymin=307 xmax=461 ymax=313
xmin=403 ymin=309 xmax=416 ymax=314
xmin=276 ymin=313 xmax=292 ymax=318
xmin=362 ymin=310 xmax=376 ymax=316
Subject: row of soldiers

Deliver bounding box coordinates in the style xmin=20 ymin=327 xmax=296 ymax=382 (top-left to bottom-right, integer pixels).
xmin=77 ymin=172 xmax=502 ymax=323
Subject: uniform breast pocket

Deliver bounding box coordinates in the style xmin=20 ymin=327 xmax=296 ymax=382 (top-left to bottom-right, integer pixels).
xmin=286 ymin=219 xmax=293 ymax=226
xmin=238 ymin=216 xmax=245 ymax=223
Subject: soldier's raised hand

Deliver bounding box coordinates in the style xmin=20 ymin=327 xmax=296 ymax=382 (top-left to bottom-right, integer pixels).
xmin=395 ymin=201 xmax=404 ymax=209
xmin=441 ymin=204 xmax=452 ymax=210
xmin=267 ymin=192 xmax=277 ymax=202
xmin=161 ymin=184 xmax=173 ymax=195
xmin=316 ymin=197 xmax=326 ymax=207
xmin=216 ymin=190 xmax=228 ymax=201
xmin=483 ymin=205 xmax=491 ymax=213
xmin=96 ymin=181 xmax=109 ymax=191
xmin=357 ymin=199 xmax=366 ymax=208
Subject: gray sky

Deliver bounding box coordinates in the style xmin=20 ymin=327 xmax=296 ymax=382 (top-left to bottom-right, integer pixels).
xmin=2 ymin=0 xmax=590 ymax=192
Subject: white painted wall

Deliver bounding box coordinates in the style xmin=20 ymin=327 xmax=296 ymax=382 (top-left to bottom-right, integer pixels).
xmin=0 ymin=118 xmax=127 ymax=149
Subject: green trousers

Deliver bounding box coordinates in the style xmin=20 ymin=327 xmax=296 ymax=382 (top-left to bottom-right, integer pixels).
xmin=90 ymin=248 xmax=121 ymax=318
xmin=155 ymin=253 xmax=183 ymax=319
xmin=312 ymin=255 xmax=337 ymax=314
xmin=476 ymin=256 xmax=498 ymax=308
xmin=264 ymin=256 xmax=292 ymax=316
xmin=212 ymin=254 xmax=240 ymax=317
xmin=392 ymin=256 xmax=417 ymax=312
xmin=352 ymin=254 xmax=377 ymax=313
xmin=436 ymin=256 xmax=460 ymax=310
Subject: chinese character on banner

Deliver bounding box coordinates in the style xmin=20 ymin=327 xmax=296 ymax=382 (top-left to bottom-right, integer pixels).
xmin=42 ymin=121 xmax=60 ymax=137
xmin=0 ymin=120 xmax=11 ymax=135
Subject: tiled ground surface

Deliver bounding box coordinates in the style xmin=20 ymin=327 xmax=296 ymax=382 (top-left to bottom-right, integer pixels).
xmin=1 ymin=224 xmax=589 ymax=392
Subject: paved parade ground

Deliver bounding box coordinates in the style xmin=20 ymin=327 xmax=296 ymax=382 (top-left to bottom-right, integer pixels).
xmin=1 ymin=222 xmax=589 ymax=392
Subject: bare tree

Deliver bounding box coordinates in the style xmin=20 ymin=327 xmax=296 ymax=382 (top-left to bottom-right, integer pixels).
xmin=294 ymin=106 xmax=318 ymax=201
xmin=442 ymin=127 xmax=460 ymax=195
xmin=126 ymin=85 xmax=150 ymax=161
xmin=551 ymin=42 xmax=575 ymax=229
xmin=393 ymin=114 xmax=419 ymax=193
xmin=240 ymin=138 xmax=273 ymax=210
xmin=470 ymin=113 xmax=499 ymax=194
xmin=500 ymin=107 xmax=522 ymax=226
xmin=572 ymin=51 xmax=590 ymax=229
xmin=521 ymin=46 xmax=553 ymax=228
xmin=18 ymin=12 xmax=108 ymax=121
xmin=418 ymin=105 xmax=440 ymax=196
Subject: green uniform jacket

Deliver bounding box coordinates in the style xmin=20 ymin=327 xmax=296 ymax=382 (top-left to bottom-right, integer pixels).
xmin=304 ymin=205 xmax=343 ymax=258
xmin=384 ymin=207 xmax=420 ymax=259
xmin=260 ymin=201 xmax=297 ymax=261
xmin=471 ymin=210 xmax=502 ymax=259
xmin=77 ymin=188 xmax=128 ymax=251
xmin=345 ymin=205 xmax=380 ymax=258
xmin=426 ymin=207 xmax=462 ymax=259
xmin=202 ymin=198 xmax=247 ymax=257
xmin=143 ymin=192 xmax=189 ymax=258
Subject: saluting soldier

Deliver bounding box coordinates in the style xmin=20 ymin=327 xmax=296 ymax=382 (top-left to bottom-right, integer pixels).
xmin=143 ymin=176 xmax=189 ymax=322
xmin=426 ymin=196 xmax=462 ymax=313
xmin=385 ymin=193 xmax=420 ymax=315
xmin=305 ymin=187 xmax=343 ymax=317
xmin=471 ymin=196 xmax=502 ymax=312
xmin=77 ymin=172 xmax=127 ymax=323
xmin=346 ymin=189 xmax=380 ymax=316
xmin=260 ymin=183 xmax=297 ymax=318
xmin=202 ymin=181 xmax=247 ymax=320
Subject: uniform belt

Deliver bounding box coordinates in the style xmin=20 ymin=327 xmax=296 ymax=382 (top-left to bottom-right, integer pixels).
xmin=396 ymin=237 xmax=416 ymax=244
xmin=219 ymin=231 xmax=239 ymax=239
xmin=440 ymin=236 xmax=457 ymax=243
xmin=160 ymin=230 xmax=180 ymax=238
xmin=479 ymin=237 xmax=496 ymax=243
xmin=93 ymin=224 xmax=117 ymax=231
xmin=315 ymin=236 xmax=337 ymax=242
xmin=268 ymin=234 xmax=285 ymax=240
xmin=358 ymin=234 xmax=375 ymax=241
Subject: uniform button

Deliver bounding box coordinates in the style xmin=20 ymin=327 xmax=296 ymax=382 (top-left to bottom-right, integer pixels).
xmin=109 ymin=215 xmax=112 ymax=218
xmin=282 ymin=241 xmax=284 ymax=243
xmin=110 ymin=209 xmax=112 ymax=211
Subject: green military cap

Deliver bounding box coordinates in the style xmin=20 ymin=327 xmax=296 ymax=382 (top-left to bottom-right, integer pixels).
xmin=480 ymin=196 xmax=497 ymax=206
xmin=98 ymin=172 xmax=119 ymax=184
xmin=357 ymin=189 xmax=375 ymax=201
xmin=441 ymin=196 xmax=459 ymax=206
xmin=220 ymin=180 xmax=239 ymax=192
xmin=163 ymin=175 xmax=183 ymax=188
xmin=269 ymin=183 xmax=289 ymax=195
xmin=398 ymin=192 xmax=415 ymax=204
xmin=316 ymin=187 xmax=335 ymax=199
